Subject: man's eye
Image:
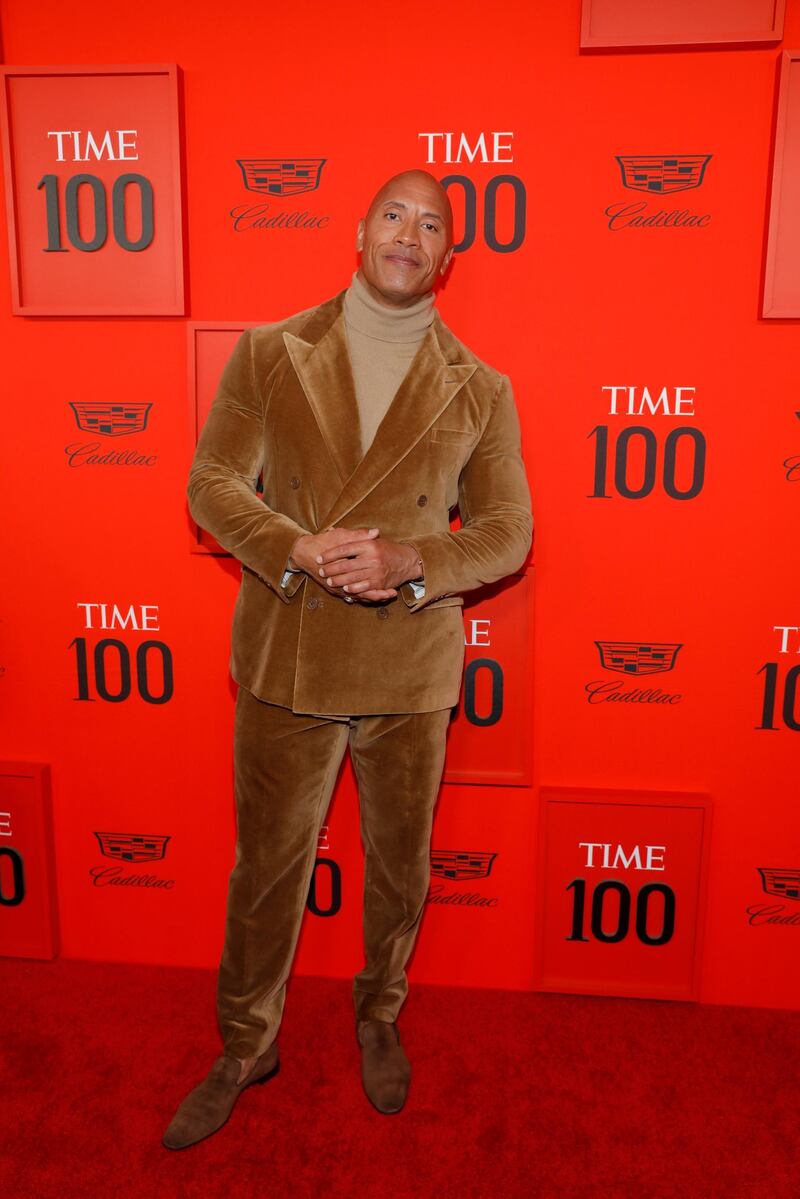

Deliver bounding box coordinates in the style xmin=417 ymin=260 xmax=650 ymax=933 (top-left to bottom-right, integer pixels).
xmin=385 ymin=211 xmax=400 ymax=220
xmin=423 ymin=223 xmax=438 ymax=232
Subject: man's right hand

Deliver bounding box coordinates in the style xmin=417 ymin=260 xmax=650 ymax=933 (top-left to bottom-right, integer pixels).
xmin=288 ymin=527 xmax=398 ymax=603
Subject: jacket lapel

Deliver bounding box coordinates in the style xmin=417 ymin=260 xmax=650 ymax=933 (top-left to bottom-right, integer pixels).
xmin=282 ymin=294 xmax=363 ymax=489
xmin=284 ymin=293 xmax=477 ymax=531
xmin=319 ymin=318 xmax=475 ymax=528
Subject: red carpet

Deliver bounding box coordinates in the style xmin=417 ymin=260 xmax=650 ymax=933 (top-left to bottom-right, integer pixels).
xmin=0 ymin=958 xmax=797 ymax=1199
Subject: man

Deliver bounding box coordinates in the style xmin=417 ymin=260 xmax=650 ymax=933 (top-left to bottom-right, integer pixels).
xmin=163 ymin=169 xmax=532 ymax=1149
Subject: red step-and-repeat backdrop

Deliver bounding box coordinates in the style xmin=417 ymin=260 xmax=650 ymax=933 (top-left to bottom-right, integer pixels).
xmin=1 ymin=1 xmax=798 ymax=1012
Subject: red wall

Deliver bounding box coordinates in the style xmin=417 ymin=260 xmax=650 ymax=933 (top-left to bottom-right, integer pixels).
xmin=1 ymin=1 xmax=798 ymax=1010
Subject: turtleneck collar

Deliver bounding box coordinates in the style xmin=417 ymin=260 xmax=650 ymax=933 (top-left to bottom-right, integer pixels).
xmin=343 ymin=270 xmax=435 ymax=344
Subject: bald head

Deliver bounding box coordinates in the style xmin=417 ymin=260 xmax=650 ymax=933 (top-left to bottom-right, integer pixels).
xmin=356 ymin=169 xmax=455 ymax=308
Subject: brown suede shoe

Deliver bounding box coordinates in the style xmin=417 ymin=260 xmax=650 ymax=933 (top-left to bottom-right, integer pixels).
xmin=356 ymin=1019 xmax=411 ymax=1114
xmin=162 ymin=1042 xmax=279 ymax=1150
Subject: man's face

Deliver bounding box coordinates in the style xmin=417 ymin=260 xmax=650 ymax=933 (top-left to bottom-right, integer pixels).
xmin=356 ymin=171 xmax=454 ymax=307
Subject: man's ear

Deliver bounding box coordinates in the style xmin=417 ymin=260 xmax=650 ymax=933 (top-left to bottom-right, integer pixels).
xmin=355 ymin=218 xmax=365 ymax=251
xmin=440 ymin=245 xmax=454 ymax=274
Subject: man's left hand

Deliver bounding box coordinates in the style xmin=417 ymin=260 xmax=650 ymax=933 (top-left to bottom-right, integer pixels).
xmin=316 ymin=533 xmax=421 ymax=597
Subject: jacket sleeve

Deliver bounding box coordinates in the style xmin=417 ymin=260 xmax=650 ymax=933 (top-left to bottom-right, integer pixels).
xmin=398 ymin=373 xmax=533 ymax=611
xmin=187 ymin=328 xmax=309 ymax=600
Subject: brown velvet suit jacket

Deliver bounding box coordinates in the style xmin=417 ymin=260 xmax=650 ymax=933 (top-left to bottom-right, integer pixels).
xmin=187 ymin=289 xmax=533 ymax=715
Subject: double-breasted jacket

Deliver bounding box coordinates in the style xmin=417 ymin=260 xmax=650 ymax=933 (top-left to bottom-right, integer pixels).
xmin=187 ymin=290 xmax=533 ymax=715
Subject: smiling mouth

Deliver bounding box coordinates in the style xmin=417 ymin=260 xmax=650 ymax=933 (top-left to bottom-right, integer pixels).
xmin=383 ymin=254 xmax=420 ymax=268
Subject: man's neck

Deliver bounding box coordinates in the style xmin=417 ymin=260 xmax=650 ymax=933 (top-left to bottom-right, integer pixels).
xmin=344 ymin=271 xmax=435 ymax=344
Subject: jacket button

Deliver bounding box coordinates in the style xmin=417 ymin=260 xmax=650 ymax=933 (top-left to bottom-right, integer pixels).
xmin=377 ymin=607 xmax=389 ymax=620
xmin=290 ymin=476 xmax=301 ymax=489
xmin=306 ymin=596 xmax=322 ymax=610
xmin=417 ymin=494 xmax=428 ymax=506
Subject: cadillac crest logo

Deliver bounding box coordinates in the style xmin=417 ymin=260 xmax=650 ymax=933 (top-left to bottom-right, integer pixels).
xmin=757 ymin=867 xmax=800 ymax=901
xmin=69 ymin=401 xmax=152 ymax=437
xmin=430 ymin=849 xmax=497 ymax=881
xmin=427 ymin=848 xmax=500 ymax=907
xmin=616 ymin=155 xmax=711 ymax=194
xmin=595 ymin=641 xmax=682 ymax=676
xmin=237 ymin=158 xmax=326 ymax=196
xmin=94 ymin=831 xmax=171 ymax=862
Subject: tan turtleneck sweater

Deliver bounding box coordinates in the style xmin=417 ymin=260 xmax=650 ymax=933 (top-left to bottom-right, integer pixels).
xmin=343 ymin=270 xmax=435 ymax=456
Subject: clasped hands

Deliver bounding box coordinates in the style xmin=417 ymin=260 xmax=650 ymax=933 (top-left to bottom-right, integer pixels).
xmin=288 ymin=526 xmax=421 ymax=604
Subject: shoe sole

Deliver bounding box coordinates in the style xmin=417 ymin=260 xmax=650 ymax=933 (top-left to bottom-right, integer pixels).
xmin=364 ymin=1093 xmax=407 ymax=1115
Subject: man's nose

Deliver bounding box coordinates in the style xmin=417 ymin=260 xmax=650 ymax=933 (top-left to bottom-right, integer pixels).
xmin=394 ymin=223 xmax=418 ymax=247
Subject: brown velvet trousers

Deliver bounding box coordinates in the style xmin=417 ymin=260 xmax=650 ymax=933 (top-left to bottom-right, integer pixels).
xmin=217 ymin=685 xmax=452 ymax=1060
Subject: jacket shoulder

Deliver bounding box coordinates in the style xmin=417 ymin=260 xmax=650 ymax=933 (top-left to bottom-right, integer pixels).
xmin=247 ymin=301 xmax=325 ymax=361
xmin=434 ymin=314 xmax=508 ymax=395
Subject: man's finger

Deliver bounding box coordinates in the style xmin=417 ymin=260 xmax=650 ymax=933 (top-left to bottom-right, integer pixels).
xmin=317 ymin=556 xmax=358 ymax=576
xmin=316 ymin=526 xmax=378 ymax=557
xmin=326 ymin=569 xmax=374 ymax=588
xmin=318 ymin=554 xmax=377 ymax=578
xmin=317 ymin=542 xmax=376 ymax=567
xmin=319 ymin=540 xmax=375 ymax=563
xmin=359 ymin=589 xmax=397 ymax=601
xmin=343 ymin=578 xmax=390 ymax=594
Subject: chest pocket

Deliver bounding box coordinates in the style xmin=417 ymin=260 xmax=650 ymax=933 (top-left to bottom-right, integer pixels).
xmin=426 ymin=427 xmax=479 ymax=447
